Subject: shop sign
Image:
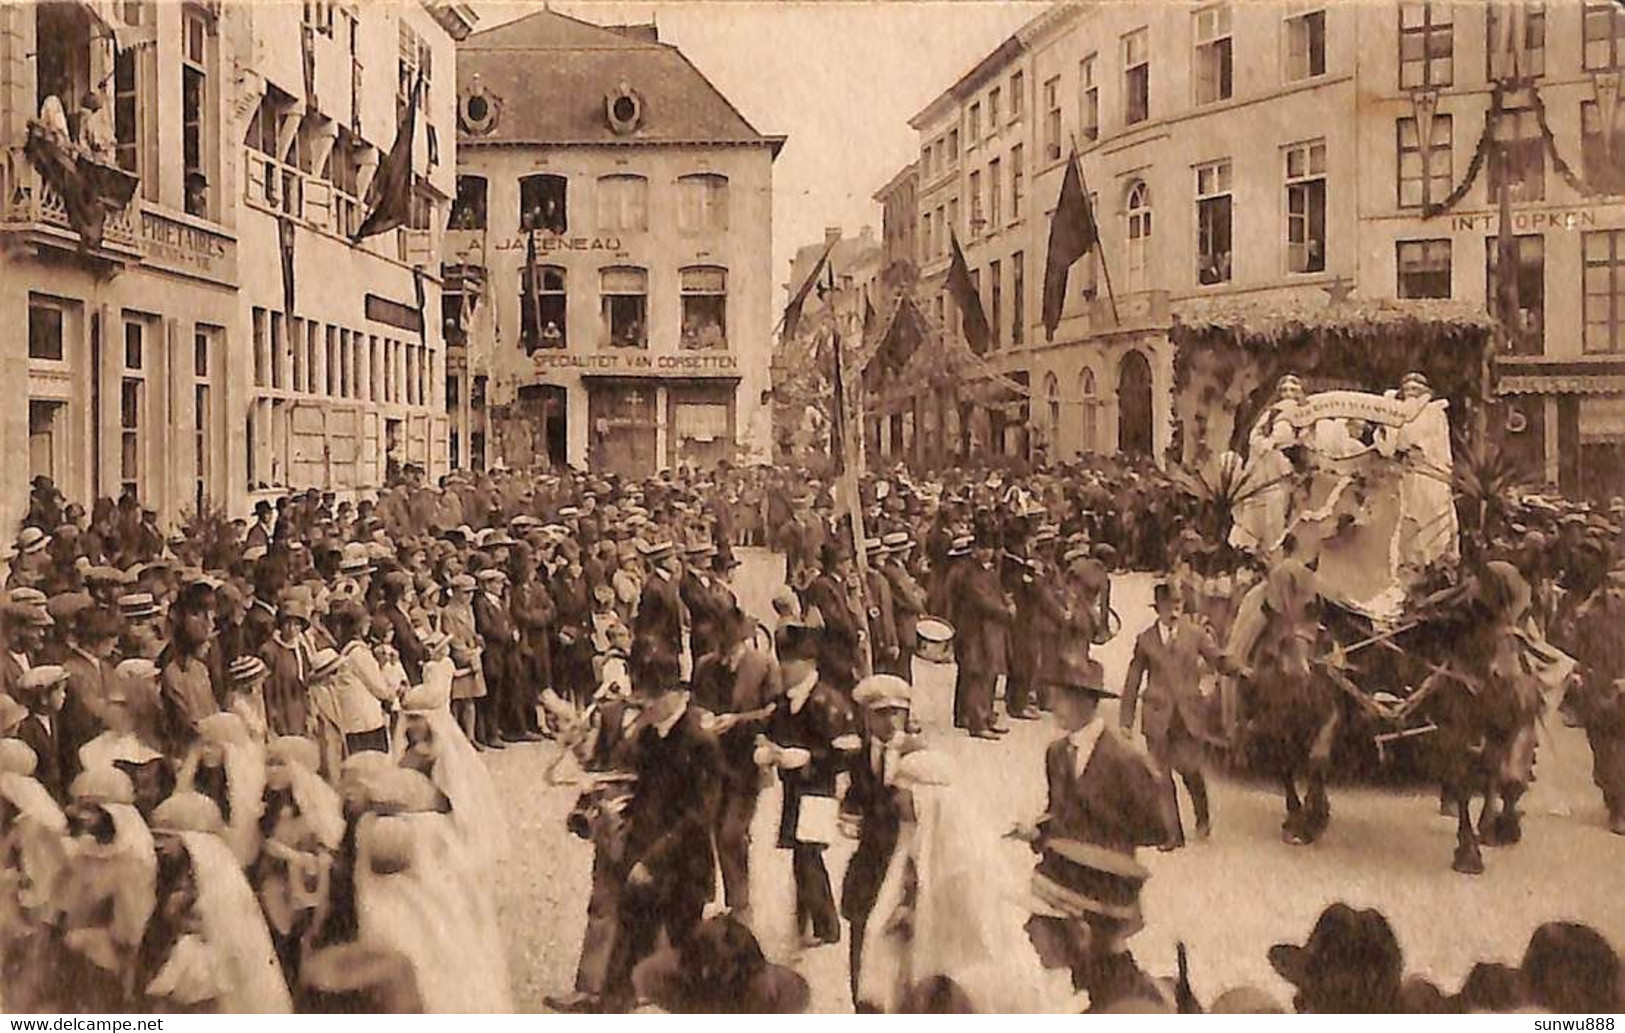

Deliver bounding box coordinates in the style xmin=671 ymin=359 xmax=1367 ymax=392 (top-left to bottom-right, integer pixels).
xmin=530 ymin=350 xmax=739 ymax=377
xmin=138 ymin=211 xmax=235 ymax=283
xmin=1448 ymin=208 xmax=1600 ymax=233
xmin=492 ymin=234 xmax=624 ymax=253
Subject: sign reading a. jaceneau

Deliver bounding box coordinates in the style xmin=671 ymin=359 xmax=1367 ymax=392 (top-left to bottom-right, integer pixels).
xmin=492 ymin=235 xmax=625 ymax=253
xmin=530 ymin=351 xmax=739 ymax=376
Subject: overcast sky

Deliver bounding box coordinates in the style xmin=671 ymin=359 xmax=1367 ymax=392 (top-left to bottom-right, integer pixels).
xmin=477 ymin=1 xmax=1047 ymax=299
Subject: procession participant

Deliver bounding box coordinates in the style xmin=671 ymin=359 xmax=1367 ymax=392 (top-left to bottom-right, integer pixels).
xmin=325 ymin=603 xmax=395 ymax=757
xmin=143 ymin=791 xmax=293 ymax=1013
xmin=861 ymin=538 xmax=900 ymax=679
xmin=954 ymin=527 xmax=1015 ymax=740
xmin=632 ymin=540 xmax=684 ymax=661
xmin=174 ymin=712 xmax=264 ymax=866
xmin=158 ymin=598 xmax=218 ymax=756
xmin=690 ymin=610 xmax=779 ymax=924
xmin=804 ymin=541 xmax=866 ymax=693
xmin=442 ymin=572 xmax=489 ymax=749
xmin=603 ymin=641 xmax=723 ymax=1009
xmin=223 ymin=655 xmax=270 ymax=742
xmin=1268 ymin=903 xmax=1406 ymax=1013
xmin=877 ymin=532 xmax=927 ymax=682
xmin=1570 ymin=568 xmax=1625 ymax=834
xmin=11 ymin=665 xmax=67 ymax=801
xmin=0 ymin=738 xmax=68 ymax=1009
xmin=1121 ymin=581 xmax=1235 ymax=848
xmin=256 ymin=736 xmax=342 ymax=994
xmin=680 ymin=540 xmax=729 ymax=662
xmin=261 ymin=597 xmax=313 ymax=739
xmin=840 ymin=673 xmax=917 ymax=1007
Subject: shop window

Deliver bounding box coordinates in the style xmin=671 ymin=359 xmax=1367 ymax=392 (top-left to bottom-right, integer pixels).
xmin=1078 ymin=58 xmax=1098 ymax=143
xmin=597 ymin=174 xmax=649 ymax=232
xmin=1487 ymin=1 xmax=1544 ymax=80
xmin=1193 ymin=5 xmax=1233 ymax=106
xmin=680 ymin=266 xmax=727 ymax=350
xmin=28 ymin=298 xmax=64 ymax=362
xmin=1488 ymin=107 xmax=1545 ymax=202
xmin=451 ymin=175 xmax=487 ymax=229
xmin=1400 ymin=2 xmax=1453 ymax=89
xmin=678 ymin=173 xmax=729 ymax=234
xmin=1196 ymin=160 xmax=1233 ymax=285
xmin=1584 ymin=230 xmax=1625 ymax=353
xmin=520 ymin=174 xmax=568 ymax=233
xmin=521 ymin=266 xmax=567 ymax=353
xmin=1398 ymin=115 xmax=1453 ymax=208
xmin=1486 ymin=234 xmax=1545 ymax=357
xmin=1124 ymin=29 xmax=1150 ymax=126
xmin=1285 ymin=140 xmax=1327 ymax=274
xmin=1286 ymin=8 xmax=1327 ymax=81
xmin=1397 ymin=239 xmax=1452 ymax=299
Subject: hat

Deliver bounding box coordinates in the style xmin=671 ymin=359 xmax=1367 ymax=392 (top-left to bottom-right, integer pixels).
xmin=253 ymin=500 xmax=274 ymax=517
xmin=150 ymin=791 xmax=225 ymax=835
xmin=117 ymin=593 xmax=158 ymax=620
xmin=229 ymin=655 xmax=269 ymax=686
xmin=69 ymin=765 xmax=136 ymax=806
xmin=17 ymin=665 xmax=68 ymax=696
xmin=1049 ymin=647 xmax=1117 ymax=698
xmin=1152 ymin=582 xmax=1177 ymax=608
xmin=8 ymin=588 xmax=48 ymax=610
xmin=557 ymin=506 xmax=582 ymax=520
xmin=476 ymin=568 xmax=507 ymax=584
xmin=114 ymin=658 xmax=159 ymax=682
xmin=1062 ymin=545 xmax=1093 ymax=565
xmin=638 ymin=539 xmax=675 ymax=561
xmin=1031 ymin=525 xmax=1061 ymax=545
xmin=0 ymin=737 xmax=38 ymax=776
xmin=0 ymin=695 xmax=25 ymax=736
xmin=449 ymin=573 xmax=477 ymax=593
xmin=279 ymin=597 xmax=313 ymax=625
xmin=880 ymin=531 xmax=913 ymax=553
xmin=1268 ymin=903 xmax=1404 ymax=995
xmin=946 ymin=535 xmax=974 ymax=558
xmin=308 ymin=648 xmax=342 ymax=682
xmin=1031 ymin=837 xmax=1151 ymax=924
xmin=241 ymin=545 xmax=269 ymax=563
xmin=267 ymin=735 xmax=321 ymax=771
xmin=684 ymin=540 xmax=717 ymax=558
xmin=852 ymin=673 xmax=912 ymax=711
xmin=15 ymin=527 xmax=50 ymax=555
xmin=421 ymin=629 xmax=451 ymax=655
xmin=339 ymin=543 xmax=372 ymax=575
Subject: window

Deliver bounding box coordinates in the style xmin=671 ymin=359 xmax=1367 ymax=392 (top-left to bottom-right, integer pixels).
xmin=969 ymin=102 xmax=981 ymax=143
xmin=1037 ymin=77 xmax=1062 ymax=163
xmin=121 ymin=318 xmax=147 ymax=499
xmin=450 ymin=175 xmax=487 ymax=229
xmin=270 ymin=311 xmax=285 ymax=390
xmin=1126 ymin=180 xmax=1152 ymax=293
xmin=989 ymin=159 xmax=1002 ymax=228
xmin=181 ymin=7 xmax=214 ymax=218
xmin=520 ymin=174 xmax=567 ymax=233
xmin=112 ymin=11 xmax=158 ymax=202
xmin=1079 ymin=57 xmax=1099 ymax=142
xmin=677 ymin=173 xmax=729 ymax=234
xmin=1010 ymin=72 xmax=1024 ymax=118
xmin=1398 ymin=115 xmax=1453 ymax=208
xmin=1286 ymin=8 xmax=1327 ymax=81
xmin=1400 ymin=3 xmax=1453 ymax=88
xmin=1397 ymin=239 xmax=1452 ymax=298
xmin=922 ymin=211 xmax=933 ymax=261
xmin=1487 ymin=1 xmax=1544 ymax=80
xmin=948 ymin=129 xmax=959 ymax=164
xmin=244 ymin=87 xmax=301 ymax=217
xmin=1585 ymin=1 xmax=1625 ymax=71
xmin=601 ymin=267 xmax=648 ymax=348
xmin=949 ymin=198 xmax=960 ymax=245
xmin=1285 ymin=140 xmax=1327 ymax=273
xmin=1196 ymin=160 xmax=1233 ymax=285
xmin=1486 ymin=234 xmax=1544 ymax=356
xmin=988 ymin=88 xmax=1001 ymax=132
xmin=921 ymin=143 xmax=932 ymax=179
xmin=990 ymin=259 xmax=1003 ymax=349
xmin=28 ymin=299 xmax=64 ymax=362
xmin=1011 ymin=145 xmax=1025 ymax=220
xmin=521 ymin=265 xmax=566 ymax=353
xmin=680 ymin=266 xmax=728 ymax=350
xmin=1584 ymin=230 xmax=1625 ymax=352
xmin=1124 ymin=29 xmax=1151 ymax=125
xmin=597 ymin=174 xmax=649 ymax=232
xmin=970 ymin=169 xmax=984 ymax=234
xmin=193 ymin=326 xmax=218 ymax=510
xmin=398 ymin=22 xmax=430 ymax=121
xmin=1079 ymin=368 xmax=1098 ymax=452
xmin=1194 ymin=5 xmax=1233 ymax=105
xmin=326 ymin=128 xmax=363 ymax=237
xmin=1583 ymin=101 xmax=1625 ymax=196
xmin=1489 ymin=106 xmax=1545 ymax=202
xmin=1012 ymin=251 xmax=1025 ymax=345
xmin=1045 ymin=372 xmax=1060 ymax=438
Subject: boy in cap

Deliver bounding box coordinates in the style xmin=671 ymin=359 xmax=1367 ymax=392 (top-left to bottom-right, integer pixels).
xmin=13 ymin=664 xmax=69 ymax=800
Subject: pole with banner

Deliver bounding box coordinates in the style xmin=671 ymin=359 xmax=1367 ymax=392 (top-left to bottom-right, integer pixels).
xmin=823 ymin=273 xmax=875 ymax=678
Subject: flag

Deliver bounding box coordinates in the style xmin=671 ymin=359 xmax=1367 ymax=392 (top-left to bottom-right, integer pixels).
xmin=783 ymin=238 xmax=835 ymax=340
xmin=522 ymin=230 xmax=541 ymax=353
xmin=278 ymin=215 xmax=296 ymax=320
xmin=1043 ymin=149 xmax=1099 ymax=341
xmin=821 ymin=265 xmax=847 ymax=475
xmin=353 ymin=75 xmax=420 ymax=242
xmin=946 ymin=231 xmax=991 ymax=355
xmin=863 ymin=293 xmax=877 ymax=338
xmin=412 ymin=267 xmax=427 ymax=349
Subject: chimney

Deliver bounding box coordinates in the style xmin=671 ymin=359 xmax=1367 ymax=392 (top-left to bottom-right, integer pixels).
xmin=824 ymin=226 xmax=842 ymax=245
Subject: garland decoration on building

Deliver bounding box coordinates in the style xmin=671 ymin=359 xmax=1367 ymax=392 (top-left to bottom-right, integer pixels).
xmin=1529 ymin=81 xmax=1595 ymax=199
xmin=1420 ymin=103 xmax=1496 ymax=219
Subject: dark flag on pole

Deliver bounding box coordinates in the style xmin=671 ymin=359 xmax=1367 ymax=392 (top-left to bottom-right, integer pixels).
xmin=1043 ymin=148 xmax=1099 ymax=341
xmin=522 ymin=230 xmax=542 ymax=353
xmin=946 ymin=230 xmax=991 ymax=355
xmin=783 ymin=238 xmax=836 ymax=340
xmin=278 ymin=215 xmax=296 ymax=320
xmin=820 ymin=265 xmax=847 ymax=475
xmin=863 ymin=293 xmax=877 ymax=338
xmin=353 ymin=75 xmax=421 ymax=242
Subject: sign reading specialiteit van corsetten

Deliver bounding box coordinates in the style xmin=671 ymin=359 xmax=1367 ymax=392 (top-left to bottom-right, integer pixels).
xmin=528 ymin=350 xmax=740 ymax=376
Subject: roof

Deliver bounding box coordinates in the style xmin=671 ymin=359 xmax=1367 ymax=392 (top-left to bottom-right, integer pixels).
xmin=872 ymin=161 xmax=919 ymax=204
xmin=459 ymin=9 xmax=782 ymax=152
xmin=784 ymin=231 xmax=881 ymax=293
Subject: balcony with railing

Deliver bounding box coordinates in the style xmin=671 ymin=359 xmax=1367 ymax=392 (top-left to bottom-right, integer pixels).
xmin=1 ymin=159 xmax=142 ymax=258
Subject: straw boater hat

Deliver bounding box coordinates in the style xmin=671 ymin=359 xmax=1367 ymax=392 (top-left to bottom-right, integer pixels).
xmin=14 ymin=527 xmax=50 ymax=556
xmin=308 ymin=648 xmax=342 ymax=683
xmin=880 ymin=531 xmax=913 ymax=553
xmin=117 ymin=593 xmax=158 ymax=621
xmin=946 ymin=534 xmax=975 ymax=558
xmin=1031 ymin=837 xmax=1152 ymax=927
xmin=229 ymin=655 xmax=269 ymax=687
xmin=638 ymin=539 xmax=676 ymax=561
xmin=852 ymin=674 xmax=912 ymax=712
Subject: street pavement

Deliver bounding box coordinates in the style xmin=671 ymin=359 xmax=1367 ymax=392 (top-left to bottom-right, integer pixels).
xmin=486 ymin=547 xmax=1625 ymax=1011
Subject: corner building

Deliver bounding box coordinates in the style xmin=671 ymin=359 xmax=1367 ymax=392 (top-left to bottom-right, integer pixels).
xmin=451 ymin=10 xmax=781 ymax=477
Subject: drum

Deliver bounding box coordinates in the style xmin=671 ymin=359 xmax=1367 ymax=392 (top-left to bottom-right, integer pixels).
xmin=916 ymin=617 xmax=956 ymax=664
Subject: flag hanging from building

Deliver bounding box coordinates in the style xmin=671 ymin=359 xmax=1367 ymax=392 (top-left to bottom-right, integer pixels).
xmin=278 ymin=215 xmax=296 ymax=320
xmin=818 ymin=264 xmax=847 ymax=475
xmin=946 ymin=230 xmax=991 ymax=355
xmin=1042 ymin=149 xmax=1099 ymax=341
xmin=353 ymin=75 xmax=421 ymax=242
xmin=522 ymin=229 xmax=542 ymax=353
xmin=863 ymin=294 xmax=877 ymax=339
xmin=783 ymin=237 xmax=836 ymax=340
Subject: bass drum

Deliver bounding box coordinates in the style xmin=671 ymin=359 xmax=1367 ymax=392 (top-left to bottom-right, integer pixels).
xmin=915 ymin=617 xmax=956 ymax=664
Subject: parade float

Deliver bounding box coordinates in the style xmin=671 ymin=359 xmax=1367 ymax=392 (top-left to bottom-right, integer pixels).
xmin=1166 ymin=294 xmax=1576 ymax=872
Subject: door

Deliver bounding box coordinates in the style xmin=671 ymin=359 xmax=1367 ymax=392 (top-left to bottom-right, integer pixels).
xmin=514 ymin=385 xmax=568 ymax=469
xmin=29 ymin=400 xmax=65 ymax=483
xmin=1117 ymin=350 xmax=1154 ymax=457
xmin=588 ymin=381 xmax=657 ymax=477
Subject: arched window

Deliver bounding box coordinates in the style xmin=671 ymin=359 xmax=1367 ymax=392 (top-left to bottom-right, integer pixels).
xmin=601 ymin=266 xmax=648 ymax=348
xmin=1044 ymin=371 xmax=1061 ymax=442
xmin=519 ymin=173 xmax=567 ymax=233
xmin=1079 ymin=367 xmax=1098 ymax=453
xmin=521 ymin=265 xmax=566 ymax=353
xmin=596 ymin=174 xmax=648 ymax=232
xmin=679 ymin=266 xmax=727 ymax=350
xmin=677 ymin=173 xmax=729 ymax=233
xmin=1125 ymin=180 xmax=1151 ymax=293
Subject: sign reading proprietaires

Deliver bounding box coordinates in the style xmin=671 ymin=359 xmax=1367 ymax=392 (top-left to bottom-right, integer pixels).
xmin=529 ymin=350 xmax=739 ymax=377
xmin=138 ymin=210 xmax=236 ymax=285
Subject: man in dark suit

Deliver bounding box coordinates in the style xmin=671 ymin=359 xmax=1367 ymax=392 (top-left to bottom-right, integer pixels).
xmin=12 ymin=665 xmax=68 ymax=801
xmin=840 ymin=673 xmax=914 ymax=1009
xmin=474 ymin=569 xmax=525 ymax=746
xmin=632 ymin=540 xmax=685 ymax=660
xmin=679 ymin=542 xmax=732 ymax=663
xmin=954 ymin=530 xmax=1015 ymax=739
xmin=379 ymin=571 xmax=426 ymax=687
xmin=690 ymin=611 xmax=781 ymax=923
xmin=605 ymin=643 xmax=724 ymax=1009
xmin=803 ymin=543 xmax=865 ymax=693
xmin=245 ymin=500 xmax=276 ymax=551
xmin=877 ymin=533 xmax=928 ymax=682
xmin=1121 ymin=582 xmax=1236 ymax=848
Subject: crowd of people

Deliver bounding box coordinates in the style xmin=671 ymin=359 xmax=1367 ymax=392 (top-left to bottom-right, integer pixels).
xmin=0 ymin=444 xmax=1621 ymax=1013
